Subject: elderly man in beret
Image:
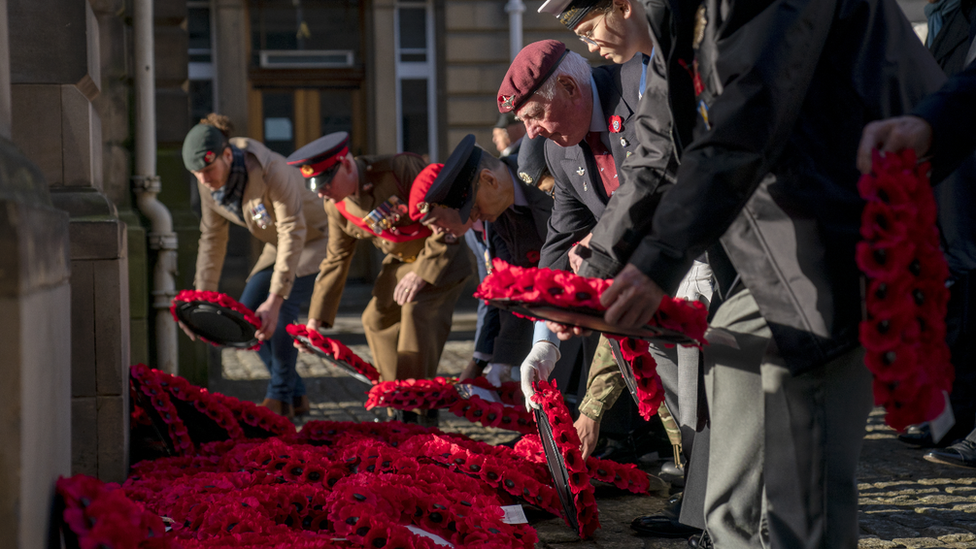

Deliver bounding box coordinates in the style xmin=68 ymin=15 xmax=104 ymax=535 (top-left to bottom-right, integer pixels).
xmin=287 ymin=133 xmax=472 ymax=424
xmin=536 ymin=0 xmax=715 ymax=543
xmin=496 ymin=38 xmax=642 ymax=386
xmin=499 ymin=38 xmax=682 ymax=471
xmin=410 ymin=135 xmax=554 ymax=385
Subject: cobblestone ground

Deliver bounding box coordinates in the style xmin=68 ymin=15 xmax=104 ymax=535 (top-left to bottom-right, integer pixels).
xmin=216 ymin=312 xmax=976 ymax=549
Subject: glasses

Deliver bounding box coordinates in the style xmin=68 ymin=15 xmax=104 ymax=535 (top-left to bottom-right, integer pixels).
xmin=576 ymin=12 xmax=608 ymax=47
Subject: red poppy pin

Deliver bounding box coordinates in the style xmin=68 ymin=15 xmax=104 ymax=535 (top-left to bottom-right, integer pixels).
xmin=204 ymin=150 xmax=216 ymax=164
xmin=608 ymin=115 xmax=623 ymax=133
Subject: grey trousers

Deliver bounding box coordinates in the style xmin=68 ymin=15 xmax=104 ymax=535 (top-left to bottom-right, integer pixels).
xmin=703 ymin=288 xmax=872 ymax=549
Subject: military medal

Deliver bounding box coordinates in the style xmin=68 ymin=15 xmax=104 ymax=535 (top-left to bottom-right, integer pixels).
xmin=698 ymin=99 xmax=711 ymax=130
xmin=250 ymin=203 xmax=272 ymax=229
xmin=364 ymin=196 xmax=409 ymax=234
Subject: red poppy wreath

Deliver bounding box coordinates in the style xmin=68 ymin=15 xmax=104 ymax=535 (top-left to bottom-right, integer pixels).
xmin=286 ymin=323 xmax=381 ymax=383
xmin=475 ymin=259 xmax=708 ymax=420
xmin=856 ymin=149 xmax=953 ymax=431
xmin=170 ymin=290 xmax=262 ymax=350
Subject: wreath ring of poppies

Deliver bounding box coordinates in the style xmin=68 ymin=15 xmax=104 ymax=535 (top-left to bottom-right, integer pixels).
xmin=170 ymin=290 xmax=261 ymax=349
xmin=286 ymin=323 xmax=380 ymax=385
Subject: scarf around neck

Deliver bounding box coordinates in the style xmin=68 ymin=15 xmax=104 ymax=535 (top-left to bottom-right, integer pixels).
xmin=210 ymin=145 xmax=247 ymax=223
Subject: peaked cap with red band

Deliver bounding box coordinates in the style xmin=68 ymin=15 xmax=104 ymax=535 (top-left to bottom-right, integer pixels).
xmin=285 ymin=132 xmax=350 ymax=178
xmin=497 ymin=40 xmax=569 ymax=114
xmin=408 ymin=163 xmax=444 ymax=221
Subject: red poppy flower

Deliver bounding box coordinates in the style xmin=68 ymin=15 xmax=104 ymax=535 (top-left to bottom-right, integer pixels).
xmin=855 ymin=240 xmax=916 ymax=282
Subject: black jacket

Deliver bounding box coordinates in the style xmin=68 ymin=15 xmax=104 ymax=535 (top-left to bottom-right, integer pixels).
xmin=926 ymin=1 xmax=976 ymax=274
xmin=916 ymin=61 xmax=976 ymax=179
xmin=588 ymin=0 xmax=945 ymax=375
xmin=539 ymin=53 xmax=644 ymax=271
xmin=488 ymin=181 xmax=554 ymax=364
xmin=577 ymin=40 xmax=679 ymax=280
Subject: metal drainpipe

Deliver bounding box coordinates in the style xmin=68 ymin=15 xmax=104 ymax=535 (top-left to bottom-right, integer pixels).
xmin=133 ymin=0 xmax=179 ymax=374
xmin=505 ymin=0 xmax=525 ymax=62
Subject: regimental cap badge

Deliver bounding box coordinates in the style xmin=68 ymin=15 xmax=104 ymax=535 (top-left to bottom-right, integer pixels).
xmin=519 ymin=171 xmax=534 ymax=185
xmin=418 ymin=201 xmax=430 ymax=214
xmin=500 ymin=95 xmax=515 ymax=111
xmin=300 ymin=164 xmax=315 ymax=177
xmin=204 ymin=150 xmax=216 ymax=164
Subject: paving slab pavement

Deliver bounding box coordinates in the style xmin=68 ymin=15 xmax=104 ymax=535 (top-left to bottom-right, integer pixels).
xmin=213 ymin=311 xmax=976 ymax=549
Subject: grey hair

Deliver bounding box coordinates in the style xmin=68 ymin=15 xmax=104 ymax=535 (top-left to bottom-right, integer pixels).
xmin=532 ymin=50 xmax=592 ymax=104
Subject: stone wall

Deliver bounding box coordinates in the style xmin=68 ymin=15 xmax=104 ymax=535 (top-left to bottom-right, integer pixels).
xmin=0 ymin=139 xmax=72 ymax=549
xmin=9 ymin=0 xmax=130 ymax=483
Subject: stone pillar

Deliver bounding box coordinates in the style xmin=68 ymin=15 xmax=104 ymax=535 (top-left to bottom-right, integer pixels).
xmin=0 ymin=126 xmax=72 ymax=549
xmin=372 ymin=0 xmax=398 ymax=154
xmin=213 ymin=0 xmax=249 ymax=135
xmin=9 ymin=0 xmax=130 ymax=483
xmin=0 ymin=3 xmax=72 ymax=547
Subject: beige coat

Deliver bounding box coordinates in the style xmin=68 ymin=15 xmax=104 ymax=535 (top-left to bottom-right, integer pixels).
xmin=194 ymin=137 xmax=329 ymax=299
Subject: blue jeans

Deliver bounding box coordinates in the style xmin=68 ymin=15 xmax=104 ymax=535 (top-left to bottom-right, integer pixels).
xmin=239 ymin=268 xmax=317 ymax=402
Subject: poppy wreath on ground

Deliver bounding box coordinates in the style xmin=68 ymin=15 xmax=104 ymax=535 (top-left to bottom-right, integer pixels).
xmin=119 ymin=370 xmax=659 ymax=545
xmin=169 ymin=290 xmax=262 ymax=350
xmin=365 ymin=376 xmax=538 ymax=435
xmin=131 ymin=364 xmax=295 ymax=447
xmin=474 ymin=260 xmax=706 ymax=421
xmin=130 ymin=364 xmax=195 ymax=456
xmin=856 ymin=149 xmax=953 ymax=431
xmin=56 ymin=474 xmax=178 ymax=549
xmin=530 ymin=379 xmax=600 ymax=539
xmin=117 ymin=423 xmax=546 ymax=546
xmin=285 ymin=323 xmax=381 ymax=383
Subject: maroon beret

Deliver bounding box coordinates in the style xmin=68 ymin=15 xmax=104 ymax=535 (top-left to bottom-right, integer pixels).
xmin=497 ymin=40 xmax=569 ymax=114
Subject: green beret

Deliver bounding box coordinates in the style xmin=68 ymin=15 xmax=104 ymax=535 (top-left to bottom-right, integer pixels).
xmin=182 ymin=124 xmax=227 ymax=172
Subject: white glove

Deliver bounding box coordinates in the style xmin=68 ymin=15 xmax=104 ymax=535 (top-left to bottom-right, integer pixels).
xmin=519 ymin=341 xmax=561 ymax=411
xmin=484 ymin=363 xmax=514 ymax=387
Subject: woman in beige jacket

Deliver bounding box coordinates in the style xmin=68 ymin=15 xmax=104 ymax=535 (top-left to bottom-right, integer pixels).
xmin=181 ymin=115 xmax=329 ymax=418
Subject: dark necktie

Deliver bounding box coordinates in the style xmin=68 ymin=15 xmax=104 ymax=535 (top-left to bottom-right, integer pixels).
xmin=584 ymin=132 xmax=619 ymax=197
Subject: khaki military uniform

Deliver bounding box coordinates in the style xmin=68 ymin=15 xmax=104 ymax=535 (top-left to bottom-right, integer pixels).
xmin=195 ymin=137 xmax=329 ymax=298
xmin=308 ymin=154 xmax=472 ymax=381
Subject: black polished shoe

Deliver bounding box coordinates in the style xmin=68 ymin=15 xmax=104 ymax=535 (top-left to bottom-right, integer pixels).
xmin=898 ymin=423 xmax=935 ymax=447
xmin=688 ymin=530 xmax=712 ymax=549
xmin=924 ymin=439 xmax=976 ymax=469
xmin=631 ymin=514 xmax=702 ymax=539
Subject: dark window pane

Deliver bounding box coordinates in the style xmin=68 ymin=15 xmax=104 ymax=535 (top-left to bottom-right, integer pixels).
xmin=263 ymin=92 xmax=294 ymax=157
xmin=400 ymin=52 xmax=426 ymax=63
xmin=399 ymin=8 xmax=426 ymax=50
xmin=250 ymin=0 xmax=361 ymax=65
xmin=188 ymin=7 xmax=211 ymax=50
xmin=189 ymin=80 xmax=214 ymax=124
xmin=400 ymin=79 xmax=428 ymax=156
xmin=319 ymin=89 xmax=354 ymax=139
